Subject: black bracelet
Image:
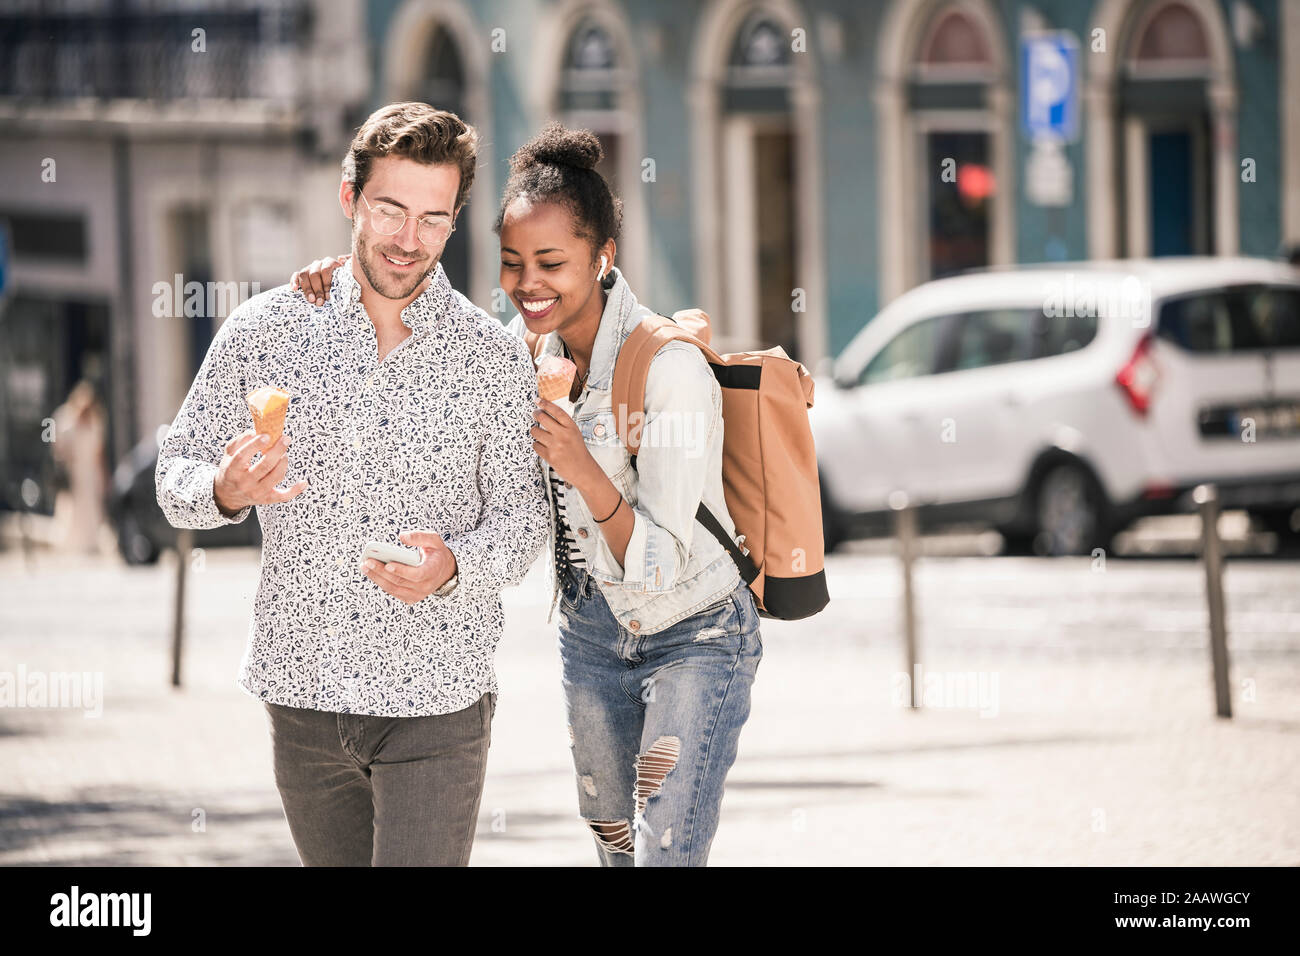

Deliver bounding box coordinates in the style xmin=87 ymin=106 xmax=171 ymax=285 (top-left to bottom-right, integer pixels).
xmin=594 ymin=496 xmax=623 ymax=523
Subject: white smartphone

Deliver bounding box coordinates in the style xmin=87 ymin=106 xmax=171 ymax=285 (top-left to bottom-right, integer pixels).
xmin=362 ymin=540 xmax=423 ymax=566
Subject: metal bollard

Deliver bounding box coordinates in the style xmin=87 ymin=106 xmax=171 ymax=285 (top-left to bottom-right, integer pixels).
xmin=171 ymin=529 xmax=192 ymax=688
xmin=1193 ymin=484 xmax=1232 ymax=719
xmin=890 ymin=491 xmax=919 ymax=710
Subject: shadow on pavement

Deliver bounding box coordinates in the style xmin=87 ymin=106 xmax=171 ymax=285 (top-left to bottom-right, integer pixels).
xmin=0 ymin=789 xmax=295 ymax=866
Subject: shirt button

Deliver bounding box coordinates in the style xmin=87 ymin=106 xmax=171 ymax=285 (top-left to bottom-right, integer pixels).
xmin=326 ymin=627 xmax=337 ymax=637
xmin=335 ymin=556 xmax=344 ymax=568
xmin=342 ymin=496 xmax=353 ymax=507
xmin=593 ymin=423 xmax=605 ymax=438
xmin=628 ymin=620 xmax=640 ymax=632
xmin=577 ymin=528 xmax=589 ymax=539
xmin=352 ymin=438 xmax=362 ymax=450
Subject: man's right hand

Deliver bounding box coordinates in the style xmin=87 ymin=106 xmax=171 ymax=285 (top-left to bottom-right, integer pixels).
xmin=214 ymin=429 xmax=309 ymax=516
xmin=289 ymin=254 xmax=350 ymax=306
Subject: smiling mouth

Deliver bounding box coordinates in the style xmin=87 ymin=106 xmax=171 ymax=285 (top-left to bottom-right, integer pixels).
xmin=520 ymin=297 xmax=558 ymax=315
xmin=382 ymin=252 xmax=420 ymax=269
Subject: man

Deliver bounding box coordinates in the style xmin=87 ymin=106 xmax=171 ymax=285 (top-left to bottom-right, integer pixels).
xmin=155 ymin=103 xmax=548 ymax=866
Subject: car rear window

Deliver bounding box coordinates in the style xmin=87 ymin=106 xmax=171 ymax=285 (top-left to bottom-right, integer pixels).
xmin=1035 ymin=311 xmax=1099 ymax=357
xmin=948 ymin=309 xmax=1036 ymax=371
xmin=1157 ymin=285 xmax=1300 ymax=352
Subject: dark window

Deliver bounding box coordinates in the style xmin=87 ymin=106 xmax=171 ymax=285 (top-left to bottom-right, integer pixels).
xmin=859 ymin=315 xmax=950 ymax=385
xmin=925 ymin=131 xmax=992 ymax=279
xmin=1 ymin=211 xmax=87 ymax=263
xmin=1157 ymin=285 xmax=1300 ymax=352
xmin=947 ymin=309 xmax=1035 ymax=371
xmin=1034 ymin=310 xmax=1099 ymax=357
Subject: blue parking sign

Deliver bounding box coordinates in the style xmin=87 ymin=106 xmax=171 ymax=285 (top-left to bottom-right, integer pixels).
xmin=1021 ymin=33 xmax=1079 ymax=141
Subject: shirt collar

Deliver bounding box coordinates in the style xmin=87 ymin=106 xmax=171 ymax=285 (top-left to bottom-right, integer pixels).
xmin=586 ymin=267 xmax=633 ymax=390
xmin=329 ymin=256 xmax=456 ymax=333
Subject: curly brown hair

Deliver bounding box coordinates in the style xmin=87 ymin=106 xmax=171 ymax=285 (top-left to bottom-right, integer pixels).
xmin=342 ymin=102 xmax=479 ymax=212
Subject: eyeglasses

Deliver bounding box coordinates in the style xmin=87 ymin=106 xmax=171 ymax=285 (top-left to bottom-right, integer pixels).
xmin=356 ymin=192 xmax=455 ymax=246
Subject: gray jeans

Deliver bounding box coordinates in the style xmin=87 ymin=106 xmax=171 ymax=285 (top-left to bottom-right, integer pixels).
xmin=263 ymin=692 xmax=495 ymax=866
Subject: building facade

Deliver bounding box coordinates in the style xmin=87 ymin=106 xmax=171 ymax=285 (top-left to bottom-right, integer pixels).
xmin=1 ymin=0 xmax=1296 ymax=513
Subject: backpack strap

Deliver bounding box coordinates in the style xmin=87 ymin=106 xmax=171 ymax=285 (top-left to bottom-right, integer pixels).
xmin=611 ymin=313 xmax=756 ymax=583
xmin=695 ymin=502 xmax=759 ymax=585
xmin=610 ymin=314 xmax=721 ymax=456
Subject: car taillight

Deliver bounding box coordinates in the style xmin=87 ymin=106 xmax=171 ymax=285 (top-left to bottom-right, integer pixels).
xmin=1116 ymin=335 xmax=1159 ymax=416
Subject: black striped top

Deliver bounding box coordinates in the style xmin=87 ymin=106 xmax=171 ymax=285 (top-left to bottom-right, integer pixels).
xmin=551 ymin=339 xmax=587 ymax=579
xmin=551 ymin=469 xmax=587 ymax=579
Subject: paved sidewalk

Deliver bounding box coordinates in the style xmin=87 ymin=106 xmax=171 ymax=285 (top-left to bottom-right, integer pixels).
xmin=2 ymin=543 xmax=1297 ymax=866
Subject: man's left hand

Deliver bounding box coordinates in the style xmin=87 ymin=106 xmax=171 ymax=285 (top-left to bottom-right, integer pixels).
xmin=361 ymin=529 xmax=457 ymax=604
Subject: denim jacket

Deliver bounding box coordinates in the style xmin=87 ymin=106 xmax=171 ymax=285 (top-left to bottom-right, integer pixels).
xmin=506 ymin=266 xmax=742 ymax=635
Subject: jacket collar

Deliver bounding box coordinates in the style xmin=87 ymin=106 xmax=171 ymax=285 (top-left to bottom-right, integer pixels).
xmin=535 ymin=266 xmax=643 ymax=391
xmin=329 ymin=257 xmax=456 ymax=333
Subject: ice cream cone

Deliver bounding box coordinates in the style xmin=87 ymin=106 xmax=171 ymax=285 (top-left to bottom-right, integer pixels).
xmin=537 ymin=355 xmax=577 ymax=403
xmin=247 ymin=386 xmax=290 ymax=444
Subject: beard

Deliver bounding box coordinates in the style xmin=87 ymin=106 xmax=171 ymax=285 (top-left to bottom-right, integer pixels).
xmin=354 ymin=226 xmax=438 ymax=300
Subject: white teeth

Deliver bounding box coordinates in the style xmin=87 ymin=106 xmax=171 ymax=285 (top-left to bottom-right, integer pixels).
xmin=384 ymin=254 xmax=413 ymax=265
xmin=522 ymin=297 xmax=557 ymax=313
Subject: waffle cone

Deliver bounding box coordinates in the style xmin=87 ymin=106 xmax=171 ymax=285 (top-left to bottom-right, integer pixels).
xmin=537 ymin=356 xmax=576 ymax=402
xmin=247 ymin=386 xmax=290 ymax=444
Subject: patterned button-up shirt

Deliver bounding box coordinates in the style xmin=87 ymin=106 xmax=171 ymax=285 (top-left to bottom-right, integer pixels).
xmin=156 ymin=261 xmax=549 ymax=717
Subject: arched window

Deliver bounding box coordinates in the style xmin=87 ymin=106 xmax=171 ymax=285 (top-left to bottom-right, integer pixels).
xmin=419 ymin=25 xmax=465 ymax=116
xmin=1131 ymin=2 xmax=1210 ymax=68
xmin=877 ymin=1 xmax=1012 ymax=300
xmin=381 ymin=2 xmax=494 ymax=309
xmin=917 ymin=8 xmax=992 ymax=75
xmin=414 ymin=25 xmax=469 ymax=292
xmin=565 ymin=19 xmax=616 ymax=81
xmin=725 ymin=13 xmax=793 ymax=109
xmin=558 ymin=18 xmax=623 ymax=192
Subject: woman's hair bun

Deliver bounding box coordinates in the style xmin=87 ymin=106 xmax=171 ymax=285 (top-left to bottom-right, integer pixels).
xmin=510 ymin=121 xmax=603 ymax=173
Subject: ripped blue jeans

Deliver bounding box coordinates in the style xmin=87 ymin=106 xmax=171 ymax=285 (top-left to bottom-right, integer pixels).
xmin=556 ymin=564 xmax=763 ymax=866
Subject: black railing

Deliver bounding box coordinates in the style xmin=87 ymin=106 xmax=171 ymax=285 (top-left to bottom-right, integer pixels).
xmin=0 ymin=4 xmax=310 ymax=101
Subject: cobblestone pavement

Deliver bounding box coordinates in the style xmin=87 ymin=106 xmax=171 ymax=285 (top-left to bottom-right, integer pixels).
xmin=2 ymin=521 xmax=1297 ymax=866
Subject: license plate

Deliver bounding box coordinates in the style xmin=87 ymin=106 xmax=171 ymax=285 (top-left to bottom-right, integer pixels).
xmin=1198 ymin=400 xmax=1300 ymax=439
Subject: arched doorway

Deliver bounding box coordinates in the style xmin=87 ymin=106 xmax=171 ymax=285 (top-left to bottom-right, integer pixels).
xmin=383 ymin=0 xmax=494 ymax=308
xmin=417 ymin=25 xmax=470 ymax=292
xmin=1086 ymin=0 xmax=1237 ymax=258
xmin=877 ymin=0 xmax=1014 ymax=301
xmin=690 ymin=0 xmax=827 ymax=363
xmin=724 ymin=12 xmax=800 ymax=359
xmin=541 ymin=3 xmax=648 ymax=287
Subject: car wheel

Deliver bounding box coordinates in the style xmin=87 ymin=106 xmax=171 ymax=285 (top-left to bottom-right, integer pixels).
xmin=1035 ymin=463 xmax=1107 ymax=557
xmin=819 ymin=475 xmax=845 ymax=554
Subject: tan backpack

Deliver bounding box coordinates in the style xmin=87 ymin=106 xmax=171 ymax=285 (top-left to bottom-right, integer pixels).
xmin=529 ymin=309 xmax=829 ymax=620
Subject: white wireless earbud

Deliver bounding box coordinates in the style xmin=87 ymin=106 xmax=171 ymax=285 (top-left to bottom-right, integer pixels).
xmin=597 ymin=255 xmax=608 ymax=280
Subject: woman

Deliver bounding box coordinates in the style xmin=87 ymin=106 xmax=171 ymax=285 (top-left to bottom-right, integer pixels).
xmin=292 ymin=123 xmax=762 ymax=866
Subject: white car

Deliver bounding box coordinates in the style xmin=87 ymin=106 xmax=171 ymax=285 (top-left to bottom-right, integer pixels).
xmin=813 ymin=258 xmax=1300 ymax=554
